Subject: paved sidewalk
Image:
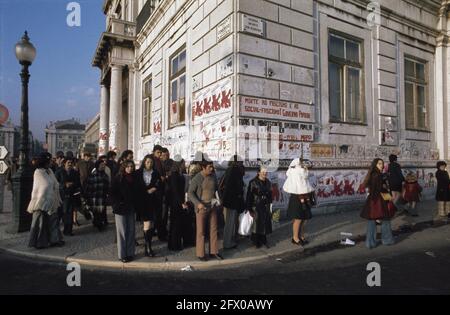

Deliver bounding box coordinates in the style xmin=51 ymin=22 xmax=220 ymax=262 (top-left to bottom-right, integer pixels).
xmin=0 ymin=187 xmax=447 ymax=271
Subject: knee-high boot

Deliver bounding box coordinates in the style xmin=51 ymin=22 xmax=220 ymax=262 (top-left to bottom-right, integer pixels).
xmin=144 ymin=230 xmax=155 ymax=257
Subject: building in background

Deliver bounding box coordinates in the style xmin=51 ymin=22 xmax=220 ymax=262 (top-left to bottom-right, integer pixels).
xmin=45 ymin=119 xmax=85 ymax=156
xmin=93 ymin=0 xmax=446 ymax=214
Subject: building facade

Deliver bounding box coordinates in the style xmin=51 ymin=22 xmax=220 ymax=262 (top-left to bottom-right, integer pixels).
xmin=94 ymin=0 xmax=449 ymax=213
xmin=85 ymin=114 xmax=100 ymax=147
xmin=45 ymin=119 xmax=85 ymax=156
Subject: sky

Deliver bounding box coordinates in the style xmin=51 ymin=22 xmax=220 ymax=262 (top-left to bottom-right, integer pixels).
xmin=0 ymin=0 xmax=105 ymax=141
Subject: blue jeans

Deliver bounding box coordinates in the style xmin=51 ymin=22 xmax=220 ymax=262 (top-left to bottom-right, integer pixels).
xmin=366 ymin=220 xmax=395 ymax=249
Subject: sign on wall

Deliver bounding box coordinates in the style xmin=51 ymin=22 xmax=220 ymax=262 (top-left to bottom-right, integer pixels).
xmin=217 ymin=16 xmax=233 ymax=41
xmin=242 ymin=14 xmax=266 ymax=37
xmin=239 ymin=96 xmax=315 ymax=123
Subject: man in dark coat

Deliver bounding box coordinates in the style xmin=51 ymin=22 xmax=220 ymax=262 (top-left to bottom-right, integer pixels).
xmin=388 ymin=154 xmax=407 ymax=213
xmin=435 ymin=161 xmax=450 ymax=218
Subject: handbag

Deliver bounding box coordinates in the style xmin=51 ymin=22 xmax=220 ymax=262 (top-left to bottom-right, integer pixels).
xmin=381 ymin=192 xmax=392 ymax=201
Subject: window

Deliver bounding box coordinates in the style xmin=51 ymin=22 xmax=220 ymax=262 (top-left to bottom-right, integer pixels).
xmin=142 ymin=77 xmax=152 ymax=136
xmin=404 ymin=57 xmax=428 ymax=130
xmin=328 ymin=32 xmax=365 ymax=123
xmin=169 ymin=48 xmax=186 ymax=128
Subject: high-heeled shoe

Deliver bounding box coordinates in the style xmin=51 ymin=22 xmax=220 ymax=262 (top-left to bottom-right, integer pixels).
xmin=300 ymin=238 xmax=309 ymax=245
xmin=291 ymin=238 xmax=302 ymax=246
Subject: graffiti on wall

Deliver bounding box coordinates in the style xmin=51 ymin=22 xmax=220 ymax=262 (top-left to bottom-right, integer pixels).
xmin=239 ymin=167 xmax=437 ymax=211
xmin=192 ymin=78 xmax=232 ymax=121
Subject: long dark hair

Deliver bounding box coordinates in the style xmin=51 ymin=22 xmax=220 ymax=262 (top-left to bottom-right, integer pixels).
xmin=140 ymin=154 xmax=154 ymax=171
xmin=363 ymin=158 xmax=384 ymax=188
xmin=118 ymin=160 xmax=135 ymax=179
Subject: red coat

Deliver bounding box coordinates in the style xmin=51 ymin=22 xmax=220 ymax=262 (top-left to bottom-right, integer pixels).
xmin=403 ymin=181 xmax=422 ymax=202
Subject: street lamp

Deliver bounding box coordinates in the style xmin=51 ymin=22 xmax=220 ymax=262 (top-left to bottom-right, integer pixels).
xmin=9 ymin=31 xmax=36 ymax=233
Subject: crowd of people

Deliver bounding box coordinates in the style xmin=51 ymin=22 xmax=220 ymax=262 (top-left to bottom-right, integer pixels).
xmin=23 ymin=146 xmax=450 ymax=262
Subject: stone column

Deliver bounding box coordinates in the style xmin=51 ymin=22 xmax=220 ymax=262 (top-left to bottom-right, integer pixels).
xmin=436 ymin=5 xmax=450 ymax=160
xmin=99 ymin=84 xmax=110 ymax=155
xmin=109 ymin=64 xmax=123 ymax=153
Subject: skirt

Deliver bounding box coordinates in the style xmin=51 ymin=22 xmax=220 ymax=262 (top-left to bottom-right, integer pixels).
xmin=28 ymin=210 xmax=63 ymax=249
xmin=287 ymin=194 xmax=313 ymax=220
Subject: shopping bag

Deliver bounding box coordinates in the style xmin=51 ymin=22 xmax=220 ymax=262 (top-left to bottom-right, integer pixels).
xmin=238 ymin=211 xmax=254 ymax=236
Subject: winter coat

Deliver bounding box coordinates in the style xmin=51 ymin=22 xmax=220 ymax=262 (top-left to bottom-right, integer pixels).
xmin=134 ymin=168 xmax=160 ymax=221
xmin=435 ymin=170 xmax=450 ymax=201
xmin=85 ymin=169 xmax=110 ymax=213
xmin=55 ymin=168 xmax=82 ymax=203
xmin=246 ymin=177 xmax=273 ymax=235
xmin=360 ymin=170 xmax=393 ymax=220
xmin=283 ymin=158 xmax=315 ymax=195
xmin=221 ymin=166 xmax=245 ymax=212
xmin=388 ymin=162 xmax=405 ymax=192
xmin=110 ymin=173 xmax=136 ymax=215
xmin=403 ymin=180 xmax=422 ymax=202
xmin=27 ymin=168 xmax=62 ymax=215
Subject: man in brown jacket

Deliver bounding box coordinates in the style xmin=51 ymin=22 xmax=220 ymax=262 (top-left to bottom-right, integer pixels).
xmin=188 ymin=160 xmax=223 ymax=261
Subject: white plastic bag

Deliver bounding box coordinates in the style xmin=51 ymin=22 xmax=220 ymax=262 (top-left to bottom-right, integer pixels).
xmin=238 ymin=211 xmax=254 ymax=236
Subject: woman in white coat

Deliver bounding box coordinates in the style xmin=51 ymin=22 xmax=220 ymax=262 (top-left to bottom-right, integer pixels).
xmin=283 ymin=158 xmax=315 ymax=248
xmin=28 ymin=152 xmax=64 ymax=249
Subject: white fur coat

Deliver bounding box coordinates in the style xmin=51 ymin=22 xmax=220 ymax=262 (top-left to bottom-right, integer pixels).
xmin=27 ymin=168 xmax=62 ymax=215
xmin=283 ymin=158 xmax=315 ymax=195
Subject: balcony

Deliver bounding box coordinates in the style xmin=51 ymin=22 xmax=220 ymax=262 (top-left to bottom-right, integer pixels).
xmin=136 ymin=0 xmax=162 ymax=35
xmin=92 ymin=18 xmax=136 ymax=68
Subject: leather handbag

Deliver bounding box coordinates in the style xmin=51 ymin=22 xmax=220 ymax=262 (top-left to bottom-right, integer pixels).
xmin=381 ymin=192 xmax=392 ymax=201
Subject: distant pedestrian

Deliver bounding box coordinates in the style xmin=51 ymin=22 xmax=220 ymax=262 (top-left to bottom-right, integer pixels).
xmin=284 ymin=158 xmax=315 ymax=248
xmin=55 ymin=158 xmax=82 ymax=236
xmin=167 ymin=160 xmax=189 ymax=251
xmin=28 ymin=152 xmax=64 ymax=249
xmin=360 ymin=158 xmax=395 ymax=249
xmin=388 ymin=154 xmax=407 ymax=213
xmin=435 ymin=161 xmax=450 ymax=219
xmin=188 ymin=160 xmax=223 ymax=261
xmin=402 ymin=172 xmax=422 ymax=217
xmin=119 ymin=150 xmax=134 ymax=165
xmin=150 ymin=145 xmax=167 ymax=241
xmin=135 ymin=155 xmax=160 ymax=257
xmin=246 ymin=166 xmax=273 ymax=248
xmin=220 ymin=155 xmax=246 ymax=250
xmin=85 ymin=159 xmax=110 ymax=231
xmin=111 ymin=160 xmax=137 ymax=263
xmin=106 ymin=151 xmax=119 ymax=179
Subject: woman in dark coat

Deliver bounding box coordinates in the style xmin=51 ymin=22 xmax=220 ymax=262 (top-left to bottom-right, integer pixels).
xmin=360 ymin=158 xmax=395 ymax=249
xmin=85 ymin=159 xmax=110 ymax=231
xmin=135 ymin=155 xmax=160 ymax=257
xmin=221 ymin=157 xmax=246 ymax=250
xmin=167 ymin=161 xmax=189 ymax=251
xmin=111 ymin=160 xmax=137 ymax=263
xmin=435 ymin=161 xmax=450 ymax=218
xmin=246 ymin=166 xmax=273 ymax=248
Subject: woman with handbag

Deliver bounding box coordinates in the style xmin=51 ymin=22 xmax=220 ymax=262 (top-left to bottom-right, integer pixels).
xmin=360 ymin=158 xmax=395 ymax=249
xmin=283 ymin=158 xmax=315 ymax=248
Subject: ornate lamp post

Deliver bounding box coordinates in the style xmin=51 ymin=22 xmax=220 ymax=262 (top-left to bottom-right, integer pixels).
xmin=9 ymin=31 xmax=36 ymax=233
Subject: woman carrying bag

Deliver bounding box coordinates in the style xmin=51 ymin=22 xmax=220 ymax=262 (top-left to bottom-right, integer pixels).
xmin=283 ymin=157 xmax=315 ymax=248
xmin=246 ymin=166 xmax=273 ymax=248
xmin=360 ymin=158 xmax=395 ymax=249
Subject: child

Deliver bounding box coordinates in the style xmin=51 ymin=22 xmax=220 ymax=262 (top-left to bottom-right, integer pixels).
xmin=402 ymin=172 xmax=422 ymax=217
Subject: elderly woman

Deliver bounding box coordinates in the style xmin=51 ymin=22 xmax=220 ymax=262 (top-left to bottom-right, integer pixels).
xmin=28 ymin=152 xmax=64 ymax=249
xmin=284 ymin=158 xmax=315 ymax=248
xmin=246 ymin=166 xmax=273 ymax=248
